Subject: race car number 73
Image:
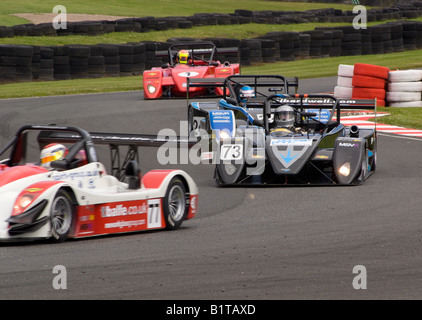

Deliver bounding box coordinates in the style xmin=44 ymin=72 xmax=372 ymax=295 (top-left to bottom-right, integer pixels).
xmin=220 ymin=144 xmax=243 ymax=161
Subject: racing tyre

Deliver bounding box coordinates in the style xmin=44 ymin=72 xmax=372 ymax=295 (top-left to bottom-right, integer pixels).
xmin=354 ymin=63 xmax=390 ymax=80
xmin=352 ymin=75 xmax=386 ymax=89
xmin=388 ymin=70 xmax=422 ymax=82
xmin=359 ymin=151 xmax=368 ymax=182
xmin=163 ymin=177 xmax=187 ymax=230
xmin=387 ymin=81 xmax=422 ymax=92
xmin=370 ymin=139 xmax=377 ymax=172
xmin=338 ymin=64 xmax=354 ymax=77
xmin=50 ymin=190 xmax=74 ymax=242
xmin=334 ymin=86 xmax=353 ymax=99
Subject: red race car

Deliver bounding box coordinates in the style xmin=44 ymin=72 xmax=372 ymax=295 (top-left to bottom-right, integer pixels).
xmin=143 ymin=42 xmax=240 ymax=99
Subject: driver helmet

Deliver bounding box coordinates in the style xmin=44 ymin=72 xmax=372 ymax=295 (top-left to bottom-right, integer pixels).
xmin=178 ymin=49 xmax=189 ymax=64
xmin=239 ymin=86 xmax=255 ymax=103
xmin=275 ymin=105 xmax=295 ymax=128
xmin=40 ymin=143 xmax=68 ymax=170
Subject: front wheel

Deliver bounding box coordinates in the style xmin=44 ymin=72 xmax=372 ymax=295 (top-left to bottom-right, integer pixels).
xmin=163 ymin=177 xmax=187 ymax=230
xmin=50 ymin=190 xmax=74 ymax=242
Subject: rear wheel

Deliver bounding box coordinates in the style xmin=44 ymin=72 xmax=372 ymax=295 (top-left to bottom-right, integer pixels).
xmin=50 ymin=190 xmax=74 ymax=242
xmin=163 ymin=178 xmax=187 ymax=230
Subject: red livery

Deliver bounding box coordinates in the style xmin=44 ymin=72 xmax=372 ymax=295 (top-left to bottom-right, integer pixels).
xmin=143 ymin=42 xmax=240 ymax=99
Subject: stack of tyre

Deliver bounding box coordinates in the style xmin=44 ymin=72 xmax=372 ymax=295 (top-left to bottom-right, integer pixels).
xmin=0 ymin=45 xmax=34 ymax=83
xmin=88 ymin=45 xmax=106 ymax=79
xmin=39 ymin=47 xmax=54 ymax=81
xmin=351 ymin=63 xmax=389 ymax=107
xmin=99 ymin=44 xmax=120 ymax=77
xmin=53 ymin=46 xmax=70 ymax=80
xmin=302 ymin=30 xmax=323 ymax=58
xmin=239 ymin=39 xmax=262 ymax=65
xmin=334 ymin=64 xmax=354 ymax=99
xmin=68 ymin=45 xmax=91 ymax=79
xmin=386 ymin=69 xmax=422 ymax=107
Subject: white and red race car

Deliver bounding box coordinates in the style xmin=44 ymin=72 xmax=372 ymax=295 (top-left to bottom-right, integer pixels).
xmin=0 ymin=125 xmax=198 ymax=242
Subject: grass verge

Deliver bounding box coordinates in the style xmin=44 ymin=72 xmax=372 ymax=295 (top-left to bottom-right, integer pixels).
xmin=0 ymin=22 xmax=357 ymax=46
xmin=0 ymin=1 xmax=358 ymax=26
xmin=0 ymin=50 xmax=422 ymax=130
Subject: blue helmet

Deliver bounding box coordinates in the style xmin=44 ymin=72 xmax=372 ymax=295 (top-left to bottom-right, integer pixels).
xmin=239 ymin=86 xmax=255 ymax=102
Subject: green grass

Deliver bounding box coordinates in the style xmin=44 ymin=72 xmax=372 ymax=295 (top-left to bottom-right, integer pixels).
xmin=0 ymin=17 xmax=413 ymax=47
xmin=1 ymin=49 xmax=422 ymax=130
xmin=0 ymin=1 xmax=358 ymax=26
xmin=1 ymin=49 xmax=421 ymax=97
xmin=0 ymin=76 xmax=141 ymax=99
xmin=245 ymin=49 xmax=422 ymax=79
xmin=0 ymin=22 xmax=353 ymax=46
xmin=0 ymin=1 xmax=420 ymax=130
xmin=0 ymin=13 xmax=29 ymax=26
xmin=377 ymin=107 xmax=422 ymax=130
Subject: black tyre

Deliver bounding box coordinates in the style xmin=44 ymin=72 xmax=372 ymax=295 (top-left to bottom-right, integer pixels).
xmin=370 ymin=139 xmax=377 ymax=172
xmin=50 ymin=190 xmax=74 ymax=242
xmin=163 ymin=178 xmax=187 ymax=230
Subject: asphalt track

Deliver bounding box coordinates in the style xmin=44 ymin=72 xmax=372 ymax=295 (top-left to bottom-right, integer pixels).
xmin=0 ymin=76 xmax=421 ymax=300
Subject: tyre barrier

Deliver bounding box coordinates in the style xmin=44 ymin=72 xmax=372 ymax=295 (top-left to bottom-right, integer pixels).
xmin=334 ymin=64 xmax=354 ymax=99
xmin=1 ymin=2 xmax=422 ymax=38
xmin=2 ymin=17 xmax=422 ymax=84
xmin=387 ymin=69 xmax=422 ymax=107
xmin=335 ymin=63 xmax=422 ymax=107
xmin=352 ymin=63 xmax=390 ymax=107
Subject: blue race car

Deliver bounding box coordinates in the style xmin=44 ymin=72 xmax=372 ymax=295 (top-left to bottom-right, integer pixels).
xmin=187 ymin=75 xmax=377 ymax=185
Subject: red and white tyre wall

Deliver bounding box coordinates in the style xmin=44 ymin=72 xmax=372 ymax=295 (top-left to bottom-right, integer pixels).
xmin=351 ymin=63 xmax=389 ymax=107
xmin=386 ymin=69 xmax=422 ymax=107
xmin=334 ymin=64 xmax=354 ymax=99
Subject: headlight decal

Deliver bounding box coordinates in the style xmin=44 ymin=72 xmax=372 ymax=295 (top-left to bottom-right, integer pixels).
xmin=12 ymin=181 xmax=60 ymax=216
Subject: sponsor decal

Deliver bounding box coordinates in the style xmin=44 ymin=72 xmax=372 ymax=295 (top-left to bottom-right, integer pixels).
xmin=101 ymin=203 xmax=147 ymax=218
xmin=105 ymin=220 xmax=145 ymax=229
xmin=314 ymin=155 xmax=329 ymax=159
xmin=25 ymin=187 xmax=43 ymax=192
xmin=270 ymin=139 xmax=312 ymax=146
xmin=201 ymin=152 xmax=214 ymax=160
xmin=51 ymin=170 xmax=100 ymax=181
xmin=339 ymin=142 xmax=360 ymax=148
xmin=178 ymin=71 xmax=199 ymax=78
xmin=275 ymin=97 xmax=361 ymax=105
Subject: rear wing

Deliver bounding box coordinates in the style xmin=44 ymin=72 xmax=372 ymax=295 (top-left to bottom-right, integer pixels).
xmin=215 ymin=47 xmax=239 ymax=55
xmin=37 ymin=129 xmax=195 ymax=180
xmin=267 ymin=94 xmax=377 ymax=126
xmin=37 ymin=130 xmax=194 ymax=148
xmin=186 ymin=75 xmax=299 ymax=98
xmin=155 ymin=41 xmax=239 ymax=58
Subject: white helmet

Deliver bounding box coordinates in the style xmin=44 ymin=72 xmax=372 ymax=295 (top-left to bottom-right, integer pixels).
xmin=275 ymin=105 xmax=295 ymax=128
xmin=40 ymin=143 xmax=68 ymax=170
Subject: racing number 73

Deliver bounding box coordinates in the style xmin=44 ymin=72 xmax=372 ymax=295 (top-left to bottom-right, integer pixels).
xmin=220 ymin=144 xmax=243 ymax=161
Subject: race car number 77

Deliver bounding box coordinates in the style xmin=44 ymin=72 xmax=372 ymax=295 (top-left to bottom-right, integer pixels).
xmin=220 ymin=144 xmax=243 ymax=161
